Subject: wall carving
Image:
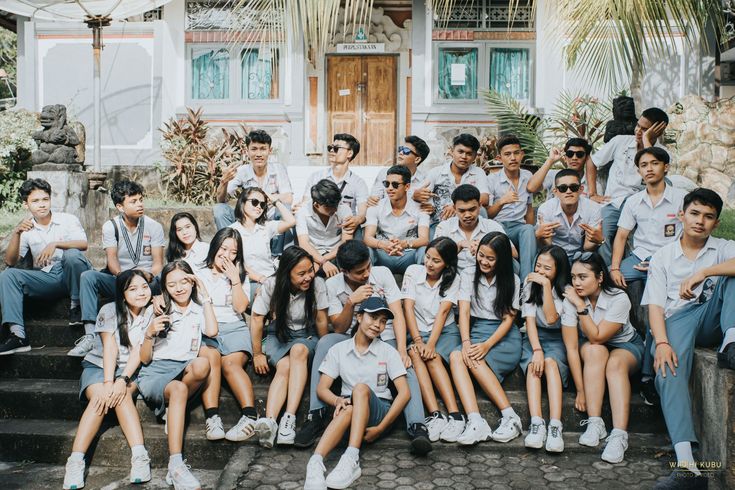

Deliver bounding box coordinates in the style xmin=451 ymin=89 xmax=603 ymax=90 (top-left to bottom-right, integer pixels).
xmin=328 ymin=7 xmax=411 ymax=52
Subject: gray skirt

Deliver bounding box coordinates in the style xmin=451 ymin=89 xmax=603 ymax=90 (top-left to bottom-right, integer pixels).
xmin=520 ymin=327 xmax=570 ymax=387
xmin=411 ymin=322 xmax=461 ymax=363
xmin=79 ymin=360 xmax=127 ymax=401
xmin=263 ymin=328 xmax=319 ymax=367
xmin=202 ymin=320 xmax=252 ymax=357
xmin=581 ymin=331 xmax=645 ymax=372
xmin=458 ymin=318 xmax=522 ymax=383
xmin=136 ymin=359 xmax=192 ymax=417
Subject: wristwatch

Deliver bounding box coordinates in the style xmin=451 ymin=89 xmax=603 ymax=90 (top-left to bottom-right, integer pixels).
xmin=577 ymin=308 xmax=590 ymax=316
xmin=120 ymin=375 xmax=132 ymax=386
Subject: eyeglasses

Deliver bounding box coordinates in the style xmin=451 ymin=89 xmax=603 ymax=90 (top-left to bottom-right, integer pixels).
xmin=556 ymin=183 xmax=581 ymax=193
xmin=247 ymin=198 xmax=267 ymax=209
xmin=565 ymin=150 xmax=587 ymax=159
xmin=382 ymin=180 xmax=405 ymax=189
xmin=572 ymin=251 xmax=594 ymax=262
xmin=398 ymin=145 xmax=418 ymax=157
xmin=327 ymin=144 xmax=349 ymax=153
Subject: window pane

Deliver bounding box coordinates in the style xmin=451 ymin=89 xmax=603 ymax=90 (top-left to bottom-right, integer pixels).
xmin=241 ymin=48 xmax=279 ymax=100
xmin=489 ymin=48 xmax=530 ymax=102
xmin=438 ymin=47 xmax=478 ymax=100
xmin=191 ymin=48 xmax=230 ymax=99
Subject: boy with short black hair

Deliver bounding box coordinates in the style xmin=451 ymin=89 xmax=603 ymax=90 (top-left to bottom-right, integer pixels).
xmin=368 ymin=135 xmax=431 ymax=205
xmin=527 ymin=137 xmax=593 ymax=201
xmin=642 ymin=188 xmax=735 ymax=489
xmin=0 ymin=178 xmax=92 ymax=355
xmin=75 ymin=179 xmax=165 ymax=357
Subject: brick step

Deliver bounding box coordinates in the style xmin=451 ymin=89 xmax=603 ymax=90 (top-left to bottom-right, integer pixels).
xmin=0 ymin=378 xmax=668 ymax=434
xmin=0 ymin=417 xmax=671 ymax=469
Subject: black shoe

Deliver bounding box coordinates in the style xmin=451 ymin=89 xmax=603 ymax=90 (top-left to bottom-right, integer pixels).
xmin=640 ymin=378 xmax=660 ymax=407
xmin=293 ymin=409 xmax=326 ymax=448
xmin=408 ymin=423 xmax=432 ymax=456
xmin=717 ymin=343 xmax=735 ymax=370
xmin=69 ymin=306 xmax=83 ymax=327
xmin=653 ymin=470 xmax=708 ymax=489
xmin=0 ymin=334 xmax=30 ymax=356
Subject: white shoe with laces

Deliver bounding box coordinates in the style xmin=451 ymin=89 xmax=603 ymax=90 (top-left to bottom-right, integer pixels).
xmin=457 ymin=417 xmax=493 ymax=445
xmin=67 ymin=334 xmax=95 ymax=357
xmin=579 ymin=418 xmax=608 ymax=447
xmin=129 ymin=452 xmax=152 ymax=484
xmin=277 ymin=413 xmax=297 ymax=445
xmin=63 ymin=457 xmax=85 ymax=489
xmin=524 ymin=422 xmax=547 ymax=449
xmin=224 ymin=415 xmax=255 ymax=442
xmin=254 ymin=417 xmax=278 ymax=448
xmin=165 ymin=460 xmax=201 ymax=490
xmin=492 ymin=413 xmax=523 ymax=443
xmin=440 ymin=415 xmax=466 ymax=442
xmin=205 ymin=415 xmax=226 ymax=441
xmin=304 ymin=457 xmax=327 ymax=490
xmin=325 ymin=453 xmax=361 ymax=489
xmin=545 ymin=424 xmax=565 ymax=453
xmin=424 ymin=412 xmax=449 ymax=442
xmin=601 ymin=430 xmax=628 ymax=463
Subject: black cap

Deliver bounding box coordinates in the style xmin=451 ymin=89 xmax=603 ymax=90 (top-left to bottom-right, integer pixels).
xmin=357 ymin=297 xmax=394 ymax=319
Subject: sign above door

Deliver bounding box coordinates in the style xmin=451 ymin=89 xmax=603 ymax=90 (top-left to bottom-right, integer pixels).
xmin=336 ymin=43 xmax=385 ymax=53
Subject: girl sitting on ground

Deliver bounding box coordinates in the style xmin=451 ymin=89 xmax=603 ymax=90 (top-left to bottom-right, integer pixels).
xmin=166 ymin=212 xmax=210 ymax=270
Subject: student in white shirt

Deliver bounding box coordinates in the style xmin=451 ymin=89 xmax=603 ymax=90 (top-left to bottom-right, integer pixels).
xmin=520 ymin=245 xmax=571 ymax=453
xmin=367 ymin=135 xmax=431 ymax=205
xmin=229 ymin=186 xmax=295 ymax=299
xmin=586 ymin=107 xmax=669 ymax=264
xmin=195 ymin=228 xmax=256 ymax=443
xmin=561 ymin=252 xmax=644 ymax=465
xmin=303 ymin=298 xmax=410 ymax=490
xmin=138 ymin=261 xmax=217 ymax=490
xmin=0 ymin=178 xmax=92 ymax=356
xmin=642 ymin=188 xmax=735 ymax=489
xmin=403 ymin=237 xmax=464 ymax=443
xmin=296 ymin=179 xmax=354 ymax=278
xmin=527 ymin=138 xmax=592 ymax=201
xmin=450 ymin=232 xmax=523 ymax=445
xmin=364 ymin=165 xmax=430 ymax=274
xmin=250 ymin=247 xmax=329 ymax=448
xmin=165 ymin=212 xmax=209 ymax=270
xmin=62 ymin=269 xmax=153 ymax=490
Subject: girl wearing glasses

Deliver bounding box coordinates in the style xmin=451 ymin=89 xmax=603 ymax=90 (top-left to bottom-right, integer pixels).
xmin=229 ymin=186 xmax=295 ymax=299
xmin=166 ymin=212 xmax=209 ymax=270
xmin=520 ymin=245 xmax=571 ymax=452
xmin=561 ymin=251 xmax=644 ymax=464
xmin=449 ymin=232 xmax=523 ymax=445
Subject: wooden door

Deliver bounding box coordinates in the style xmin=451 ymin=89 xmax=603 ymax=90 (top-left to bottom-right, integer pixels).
xmin=327 ymin=55 xmax=397 ymax=166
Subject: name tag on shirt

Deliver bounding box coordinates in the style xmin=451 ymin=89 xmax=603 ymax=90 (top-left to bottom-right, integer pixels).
xmin=191 ymin=338 xmax=199 ymax=352
xmin=143 ymin=245 xmax=152 ymax=256
xmin=664 ymin=224 xmax=676 ymax=237
xmin=377 ymin=362 xmax=388 ymax=388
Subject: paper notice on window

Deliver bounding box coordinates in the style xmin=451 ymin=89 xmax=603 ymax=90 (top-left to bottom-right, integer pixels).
xmin=339 ymin=89 xmax=351 ymax=96
xmin=451 ymin=64 xmax=466 ymax=86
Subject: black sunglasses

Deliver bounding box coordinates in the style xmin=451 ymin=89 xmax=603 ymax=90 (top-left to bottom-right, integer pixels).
xmin=247 ymin=198 xmax=267 ymax=209
xmin=556 ymin=183 xmax=581 ymax=193
xmin=327 ymin=144 xmax=349 ymax=153
xmin=382 ymin=180 xmax=405 ymax=189
xmin=565 ymin=150 xmax=586 ymax=159
xmin=398 ymin=145 xmax=418 ymax=157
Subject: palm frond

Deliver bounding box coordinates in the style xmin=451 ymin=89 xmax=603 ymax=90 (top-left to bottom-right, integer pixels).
xmin=483 ymin=89 xmax=548 ymax=165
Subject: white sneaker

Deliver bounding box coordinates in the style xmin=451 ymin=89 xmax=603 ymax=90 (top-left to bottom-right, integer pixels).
xmin=579 ymin=418 xmax=608 ymax=447
xmin=457 ymin=417 xmax=493 ymax=445
xmin=254 ymin=417 xmax=278 ymax=448
xmin=304 ymin=457 xmax=327 ymax=490
xmin=277 ymin=413 xmax=297 ymax=445
xmin=440 ymin=415 xmax=466 ymax=442
xmin=224 ymin=415 xmax=255 ymax=442
xmin=67 ymin=335 xmax=95 ymax=357
xmin=601 ymin=430 xmax=628 ymax=463
xmin=165 ymin=460 xmax=201 ymax=490
xmin=130 ymin=452 xmax=152 ymax=484
xmin=492 ymin=413 xmax=522 ymax=443
xmin=63 ymin=457 xmax=85 ymax=489
xmin=545 ymin=424 xmax=564 ymax=453
xmin=524 ymin=422 xmax=547 ymax=449
xmin=424 ymin=412 xmax=449 ymax=442
xmin=205 ymin=415 xmax=226 ymax=441
xmin=325 ymin=453 xmax=361 ymax=489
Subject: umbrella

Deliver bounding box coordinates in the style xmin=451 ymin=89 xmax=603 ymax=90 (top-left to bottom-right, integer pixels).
xmin=0 ymin=0 xmax=172 ymax=171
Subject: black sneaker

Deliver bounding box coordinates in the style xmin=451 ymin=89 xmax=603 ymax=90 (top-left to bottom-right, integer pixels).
xmin=653 ymin=470 xmax=709 ymax=489
xmin=69 ymin=306 xmax=83 ymax=327
xmin=408 ymin=423 xmax=432 ymax=456
xmin=0 ymin=334 xmax=31 ymax=356
xmin=293 ymin=409 xmax=326 ymax=448
xmin=717 ymin=343 xmax=735 ymax=370
xmin=640 ymin=379 xmax=660 ymax=407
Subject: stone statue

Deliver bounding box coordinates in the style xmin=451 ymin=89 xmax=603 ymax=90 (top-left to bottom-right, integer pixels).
xmin=31 ymin=105 xmax=80 ymax=165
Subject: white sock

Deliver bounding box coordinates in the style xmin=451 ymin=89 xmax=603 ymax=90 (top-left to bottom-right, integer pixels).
xmin=9 ymin=324 xmax=25 ymax=339
xmin=344 ymin=446 xmax=360 ymax=461
xmin=530 ymin=416 xmax=544 ymax=426
xmin=131 ymin=445 xmax=147 ymax=458
xmin=641 ymin=375 xmax=652 ymax=382
xmin=70 ymin=299 xmax=79 ymax=308
xmin=83 ymin=322 xmax=95 ymax=336
xmin=69 ymin=452 xmax=85 ymax=462
xmin=284 ymin=412 xmax=295 ymax=420
xmin=467 ymin=412 xmax=483 ymax=424
xmin=309 ymin=454 xmax=323 ymax=465
xmin=719 ymin=327 xmax=735 ymax=352
xmin=501 ymin=407 xmax=517 ymax=419
xmin=549 ymin=418 xmax=562 ymax=428
xmin=610 ymin=428 xmax=627 ymax=437
xmin=674 ymin=441 xmax=701 ymax=476
xmin=588 ymin=416 xmax=604 ymax=424
xmin=169 ymin=453 xmax=183 ymax=466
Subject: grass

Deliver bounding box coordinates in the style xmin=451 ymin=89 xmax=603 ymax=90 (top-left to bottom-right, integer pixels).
xmin=714 ymin=208 xmax=735 ymax=241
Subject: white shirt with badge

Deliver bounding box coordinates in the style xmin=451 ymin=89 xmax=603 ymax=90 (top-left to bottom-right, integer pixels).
xmin=252 ymin=276 xmax=329 ymax=332
xmin=296 ymin=202 xmax=353 ymax=254
xmin=194 ymin=267 xmax=250 ymax=325
xmin=434 ymin=216 xmax=507 ymax=271
xmin=536 ymin=197 xmax=602 ymax=258
xmin=401 ymin=264 xmax=461 ymax=333
xmin=458 ymin=270 xmax=521 ymax=321
xmin=226 ymin=163 xmax=293 ymax=220
xmin=365 ymin=197 xmax=430 ymax=242
xmin=19 ymin=212 xmax=87 ymax=272
xmin=83 ymin=303 xmax=153 ymax=369
xmin=319 ymin=337 xmax=407 ymax=401
xmin=182 ymin=240 xmax=210 ymax=271
xmin=521 ymin=287 xmax=564 ymax=329
xmin=617 ymin=185 xmax=686 ymax=261
xmin=370 ymin=166 xmax=430 ymax=201
xmin=150 ymin=301 xmax=206 ymax=362
xmin=424 ymin=162 xmax=490 ymax=223
xmin=561 ymin=289 xmax=637 ymax=344
xmin=302 ymin=168 xmax=369 ymax=215
xmin=326 ymin=266 xmax=403 ymax=340
xmin=102 ymin=215 xmax=165 ymax=273
xmin=642 ymin=236 xmax=735 ymax=318
xmin=487 ymin=168 xmax=533 ymax=223
xmin=229 ymin=221 xmax=280 ymax=277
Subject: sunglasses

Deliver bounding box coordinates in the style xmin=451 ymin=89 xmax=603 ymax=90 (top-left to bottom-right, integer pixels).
xmin=565 ymin=150 xmax=587 ymax=159
xmin=327 ymin=144 xmax=349 ymax=153
xmin=382 ymin=180 xmax=405 ymax=189
xmin=247 ymin=198 xmax=267 ymax=209
xmin=572 ymin=251 xmax=594 ymax=262
xmin=398 ymin=145 xmax=418 ymax=157
xmin=556 ymin=183 xmax=581 ymax=193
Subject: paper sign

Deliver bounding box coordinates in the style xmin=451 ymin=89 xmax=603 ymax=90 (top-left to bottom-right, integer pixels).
xmin=451 ymin=63 xmax=466 ymax=86
xmin=339 ymin=89 xmax=351 ymax=96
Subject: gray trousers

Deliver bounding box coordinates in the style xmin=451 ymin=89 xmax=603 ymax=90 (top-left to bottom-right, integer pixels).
xmin=0 ymin=249 xmax=92 ymax=335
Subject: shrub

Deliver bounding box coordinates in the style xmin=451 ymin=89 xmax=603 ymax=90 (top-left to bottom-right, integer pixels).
xmin=0 ymin=109 xmax=38 ymax=211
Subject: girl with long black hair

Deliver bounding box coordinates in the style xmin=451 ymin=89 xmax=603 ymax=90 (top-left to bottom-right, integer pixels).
xmin=450 ymin=232 xmax=523 ymax=445
xmin=165 ymin=212 xmax=209 ymax=269
xmin=250 ymin=246 xmax=329 ymax=448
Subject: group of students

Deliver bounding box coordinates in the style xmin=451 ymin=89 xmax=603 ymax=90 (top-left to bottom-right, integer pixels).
xmin=0 ymin=118 xmax=733 ymax=490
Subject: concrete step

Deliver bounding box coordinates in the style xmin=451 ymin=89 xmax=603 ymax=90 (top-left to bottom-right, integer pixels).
xmin=0 ymin=417 xmax=671 ymax=469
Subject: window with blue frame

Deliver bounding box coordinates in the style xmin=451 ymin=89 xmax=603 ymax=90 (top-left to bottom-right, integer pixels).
xmin=241 ymin=48 xmax=279 ymax=100
xmin=489 ymin=47 xmax=530 ymax=102
xmin=438 ymin=47 xmax=478 ymax=100
xmin=191 ymin=48 xmax=230 ymax=99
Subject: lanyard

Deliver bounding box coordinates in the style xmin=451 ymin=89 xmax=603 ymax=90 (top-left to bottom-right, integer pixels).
xmin=118 ymin=216 xmax=145 ymax=266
